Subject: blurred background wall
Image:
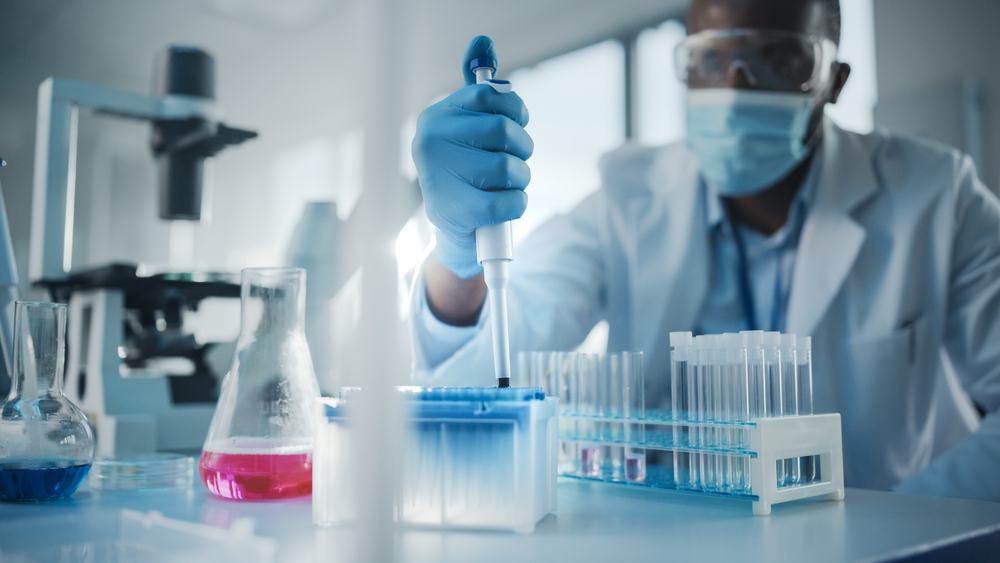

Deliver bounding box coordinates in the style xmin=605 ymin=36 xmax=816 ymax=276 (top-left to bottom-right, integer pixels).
xmin=873 ymin=0 xmax=1000 ymax=189
xmin=0 ymin=0 xmax=993 ymax=390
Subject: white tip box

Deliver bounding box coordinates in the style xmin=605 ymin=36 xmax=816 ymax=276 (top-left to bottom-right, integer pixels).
xmin=313 ymin=387 xmax=558 ymax=533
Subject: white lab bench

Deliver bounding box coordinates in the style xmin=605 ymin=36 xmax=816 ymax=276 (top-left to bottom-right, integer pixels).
xmin=1 ymin=478 xmax=999 ymax=562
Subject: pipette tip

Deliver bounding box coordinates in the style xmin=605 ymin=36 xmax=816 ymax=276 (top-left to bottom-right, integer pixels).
xmin=498 ymin=377 xmax=510 ymax=388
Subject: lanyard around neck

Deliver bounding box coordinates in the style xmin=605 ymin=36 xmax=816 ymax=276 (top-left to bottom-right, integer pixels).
xmin=728 ymin=198 xmax=807 ymax=333
xmin=731 ymin=223 xmax=784 ymax=332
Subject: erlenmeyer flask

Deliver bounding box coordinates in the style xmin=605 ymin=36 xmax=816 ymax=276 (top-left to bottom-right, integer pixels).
xmin=0 ymin=301 xmax=94 ymax=501
xmin=200 ymin=268 xmax=320 ymax=500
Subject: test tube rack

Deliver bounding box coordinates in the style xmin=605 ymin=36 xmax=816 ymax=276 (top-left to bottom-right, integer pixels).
xmin=558 ymin=410 xmax=844 ymax=516
xmin=520 ymin=341 xmax=845 ymax=516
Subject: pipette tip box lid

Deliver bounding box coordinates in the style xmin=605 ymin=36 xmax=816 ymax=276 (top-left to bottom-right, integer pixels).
xmin=314 ymin=386 xmax=558 ymax=533
xmin=89 ymin=453 xmax=194 ymax=491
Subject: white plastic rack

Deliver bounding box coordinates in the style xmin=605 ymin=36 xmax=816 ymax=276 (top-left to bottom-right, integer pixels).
xmin=520 ymin=333 xmax=845 ymax=516
xmin=559 ymin=410 xmax=844 ymax=515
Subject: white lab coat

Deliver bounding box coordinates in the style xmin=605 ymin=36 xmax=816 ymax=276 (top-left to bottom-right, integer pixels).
xmin=413 ymin=119 xmax=1000 ymax=499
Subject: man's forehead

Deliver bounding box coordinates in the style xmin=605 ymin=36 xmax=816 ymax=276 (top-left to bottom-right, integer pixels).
xmin=688 ymin=0 xmax=826 ymax=36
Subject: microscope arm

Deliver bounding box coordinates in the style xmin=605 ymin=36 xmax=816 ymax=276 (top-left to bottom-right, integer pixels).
xmin=29 ymin=77 xmax=220 ymax=283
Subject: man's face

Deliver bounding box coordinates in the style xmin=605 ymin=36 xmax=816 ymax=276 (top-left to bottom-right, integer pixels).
xmin=686 ymin=0 xmax=829 ymax=91
xmin=684 ymin=0 xmax=850 ymax=131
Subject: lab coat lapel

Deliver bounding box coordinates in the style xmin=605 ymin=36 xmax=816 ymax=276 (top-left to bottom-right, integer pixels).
xmin=639 ymin=146 xmax=709 ymax=372
xmin=786 ymin=120 xmax=878 ymax=337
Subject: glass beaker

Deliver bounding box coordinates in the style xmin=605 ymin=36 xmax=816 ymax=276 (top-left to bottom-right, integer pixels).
xmin=0 ymin=301 xmax=94 ymax=501
xmin=199 ymin=267 xmax=320 ymax=500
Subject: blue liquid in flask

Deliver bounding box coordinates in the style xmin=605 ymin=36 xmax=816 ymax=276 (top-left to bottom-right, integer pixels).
xmin=0 ymin=462 xmax=91 ymax=501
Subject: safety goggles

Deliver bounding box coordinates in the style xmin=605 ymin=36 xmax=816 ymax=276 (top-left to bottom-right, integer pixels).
xmin=675 ymin=29 xmax=838 ymax=93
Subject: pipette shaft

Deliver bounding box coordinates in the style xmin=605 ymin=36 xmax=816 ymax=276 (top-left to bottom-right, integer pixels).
xmin=473 ymin=64 xmax=514 ymax=388
xmin=483 ymin=259 xmax=511 ymax=386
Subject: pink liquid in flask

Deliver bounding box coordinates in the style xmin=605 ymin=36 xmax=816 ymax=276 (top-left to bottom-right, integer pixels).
xmin=199 ymin=447 xmax=312 ymax=500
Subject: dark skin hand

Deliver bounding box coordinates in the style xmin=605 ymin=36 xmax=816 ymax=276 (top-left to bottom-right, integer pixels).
xmin=426 ymin=0 xmax=853 ymax=326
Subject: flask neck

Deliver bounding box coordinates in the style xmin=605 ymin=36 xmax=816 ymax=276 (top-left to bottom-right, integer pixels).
xmin=239 ymin=269 xmax=307 ymax=339
xmin=9 ymin=302 xmax=67 ymax=401
xmin=240 ymin=295 xmax=306 ymax=337
xmin=10 ymin=365 xmax=61 ymax=399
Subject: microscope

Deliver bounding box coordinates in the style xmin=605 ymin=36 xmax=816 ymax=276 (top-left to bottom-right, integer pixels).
xmin=29 ymin=47 xmax=257 ymax=455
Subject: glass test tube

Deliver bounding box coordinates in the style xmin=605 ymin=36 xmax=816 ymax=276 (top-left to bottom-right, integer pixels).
xmin=719 ymin=333 xmax=736 ymax=493
xmin=578 ymin=354 xmax=602 ymax=477
xmin=622 ymin=351 xmax=646 ymax=482
xmin=669 ymin=332 xmax=692 ymax=489
xmin=527 ymin=351 xmax=539 ymax=388
xmin=742 ymin=331 xmax=764 ymax=419
xmin=797 ymin=337 xmax=816 ymax=483
xmin=708 ymin=335 xmax=724 ymax=492
xmin=517 ymin=351 xmax=529 ymax=388
xmin=743 ymin=330 xmax=765 ymax=495
xmin=694 ymin=335 xmax=712 ymax=491
xmin=689 ymin=336 xmax=702 ymax=491
xmin=727 ymin=332 xmax=752 ymax=494
xmin=554 ymin=352 xmax=574 ymax=472
xmin=780 ymin=334 xmax=800 ymax=486
xmin=763 ymin=332 xmax=785 ymax=486
xmin=603 ymin=354 xmax=624 ymax=478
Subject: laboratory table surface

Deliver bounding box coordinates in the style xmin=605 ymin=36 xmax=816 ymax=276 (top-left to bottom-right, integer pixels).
xmin=2 ymin=478 xmax=999 ymax=562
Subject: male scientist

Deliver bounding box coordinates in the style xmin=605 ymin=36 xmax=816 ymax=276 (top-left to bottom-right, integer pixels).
xmin=409 ymin=0 xmax=1000 ymax=500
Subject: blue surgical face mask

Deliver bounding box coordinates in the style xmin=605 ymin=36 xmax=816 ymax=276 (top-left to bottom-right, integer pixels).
xmin=685 ymin=88 xmax=815 ymax=196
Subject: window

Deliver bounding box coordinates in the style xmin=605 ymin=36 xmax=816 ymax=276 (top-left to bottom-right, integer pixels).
xmin=507 ymin=40 xmax=626 ymax=242
xmin=636 ymin=19 xmax=688 ymax=146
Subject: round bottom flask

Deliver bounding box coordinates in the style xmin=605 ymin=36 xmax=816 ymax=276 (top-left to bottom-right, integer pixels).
xmin=0 ymin=302 xmax=94 ymax=501
xmin=200 ymin=268 xmax=320 ymax=500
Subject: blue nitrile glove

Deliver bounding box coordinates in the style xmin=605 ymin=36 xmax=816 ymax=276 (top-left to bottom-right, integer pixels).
xmin=412 ymin=35 xmax=533 ymax=279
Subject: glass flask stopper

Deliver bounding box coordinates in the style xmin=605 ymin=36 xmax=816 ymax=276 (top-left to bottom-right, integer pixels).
xmin=0 ymin=301 xmax=94 ymax=501
xmin=200 ymin=267 xmax=320 ymax=500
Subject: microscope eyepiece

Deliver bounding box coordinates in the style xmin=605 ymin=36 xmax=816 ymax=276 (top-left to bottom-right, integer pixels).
xmin=152 ymin=46 xmax=216 ymax=222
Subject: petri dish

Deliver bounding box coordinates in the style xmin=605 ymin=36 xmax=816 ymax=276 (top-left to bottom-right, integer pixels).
xmin=89 ymin=453 xmax=194 ymax=491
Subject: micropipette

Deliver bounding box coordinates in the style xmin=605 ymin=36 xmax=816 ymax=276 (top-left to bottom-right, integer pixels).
xmin=469 ymin=56 xmax=515 ymax=388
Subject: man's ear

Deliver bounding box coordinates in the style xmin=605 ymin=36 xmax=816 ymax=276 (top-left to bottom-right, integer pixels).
xmin=829 ymin=62 xmax=852 ymax=104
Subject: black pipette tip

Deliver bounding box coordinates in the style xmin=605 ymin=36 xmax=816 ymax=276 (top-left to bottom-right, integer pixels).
xmin=498 ymin=377 xmax=510 ymax=388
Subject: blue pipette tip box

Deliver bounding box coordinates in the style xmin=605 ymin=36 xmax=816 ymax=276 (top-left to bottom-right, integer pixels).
xmin=314 ymin=386 xmax=558 ymax=533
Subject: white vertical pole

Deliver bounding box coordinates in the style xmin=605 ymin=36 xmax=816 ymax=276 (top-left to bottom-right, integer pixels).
xmin=351 ymin=0 xmax=407 ymax=559
xmin=0 ymin=178 xmax=19 ymax=378
xmin=30 ymin=78 xmax=77 ymax=282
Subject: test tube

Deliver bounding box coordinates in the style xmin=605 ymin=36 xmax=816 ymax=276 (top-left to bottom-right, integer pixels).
xmin=742 ymin=330 xmax=765 ymax=495
xmin=527 ymin=351 xmax=539 ymax=388
xmin=622 ymin=351 xmax=646 ymax=482
xmin=797 ymin=337 xmax=816 ymax=483
xmin=719 ymin=333 xmax=736 ymax=493
xmin=545 ymin=352 xmax=560 ymax=398
xmin=685 ymin=336 xmax=700 ymax=490
xmin=726 ymin=332 xmax=751 ymax=494
xmin=517 ymin=351 xmax=529 ymax=388
xmin=780 ymin=334 xmax=799 ymax=486
xmin=555 ymin=352 xmax=574 ymax=472
xmin=742 ymin=331 xmax=766 ymax=419
xmin=763 ymin=332 xmax=785 ymax=486
xmin=695 ymin=335 xmax=716 ymax=491
xmin=578 ymin=354 xmax=602 ymax=477
xmin=603 ymin=353 xmax=624 ymax=478
xmin=708 ymin=335 xmax=724 ymax=492
xmin=670 ymin=332 xmax=692 ymax=489
xmin=567 ymin=352 xmax=582 ymax=469
xmin=690 ymin=336 xmax=704 ymax=490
